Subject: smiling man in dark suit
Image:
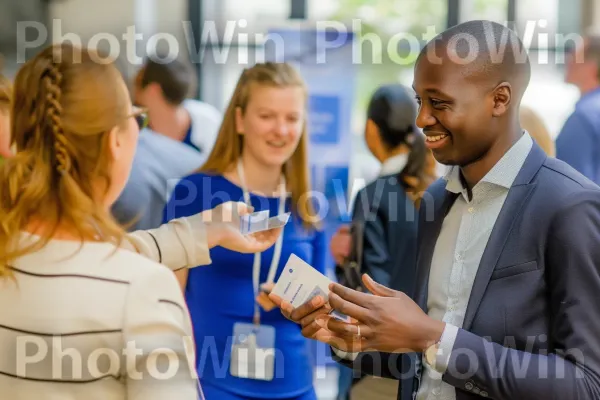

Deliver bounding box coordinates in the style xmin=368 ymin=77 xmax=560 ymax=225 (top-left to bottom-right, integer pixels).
xmin=270 ymin=20 xmax=600 ymax=400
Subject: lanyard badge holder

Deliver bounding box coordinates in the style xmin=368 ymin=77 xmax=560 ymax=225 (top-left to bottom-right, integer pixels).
xmin=230 ymin=160 xmax=285 ymax=381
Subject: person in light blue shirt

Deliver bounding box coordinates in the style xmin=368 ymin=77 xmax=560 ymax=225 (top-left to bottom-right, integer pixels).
xmin=134 ymin=54 xmax=222 ymax=154
xmin=163 ymin=62 xmax=326 ymax=400
xmin=112 ymin=129 xmax=206 ymax=230
xmin=556 ymin=35 xmax=600 ymax=183
xmin=112 ymin=55 xmax=222 ymax=230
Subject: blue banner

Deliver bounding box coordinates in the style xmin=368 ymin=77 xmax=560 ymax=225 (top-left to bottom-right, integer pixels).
xmin=266 ymin=26 xmax=357 ymax=373
xmin=265 ymin=25 xmax=356 ymax=234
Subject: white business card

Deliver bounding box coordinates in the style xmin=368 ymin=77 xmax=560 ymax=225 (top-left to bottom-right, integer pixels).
xmin=267 ymin=212 xmax=291 ymax=230
xmin=272 ymin=254 xmax=349 ymax=321
xmin=239 ymin=210 xmax=270 ymax=235
xmin=240 ymin=211 xmax=291 ymax=235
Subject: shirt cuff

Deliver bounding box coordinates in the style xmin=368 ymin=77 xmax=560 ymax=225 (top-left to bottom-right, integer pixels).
xmin=430 ymin=323 xmax=459 ymax=374
xmin=332 ymin=347 xmax=359 ymax=361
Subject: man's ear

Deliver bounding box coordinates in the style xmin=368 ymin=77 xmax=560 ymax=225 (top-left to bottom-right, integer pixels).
xmin=107 ymin=125 xmax=121 ymax=162
xmin=235 ymin=107 xmax=244 ymax=134
xmin=492 ymin=82 xmax=512 ymax=117
xmin=147 ymin=82 xmax=164 ymax=99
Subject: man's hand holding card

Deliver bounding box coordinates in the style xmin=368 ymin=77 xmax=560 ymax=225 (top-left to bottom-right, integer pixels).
xmin=270 ymin=254 xmax=445 ymax=355
xmin=268 ymin=254 xmax=367 ymax=353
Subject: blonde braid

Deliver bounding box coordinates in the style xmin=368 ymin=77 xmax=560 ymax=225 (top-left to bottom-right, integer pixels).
xmin=43 ymin=64 xmax=71 ymax=174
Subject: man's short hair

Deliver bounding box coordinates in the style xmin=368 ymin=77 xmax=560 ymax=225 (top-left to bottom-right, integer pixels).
xmin=138 ymin=55 xmax=197 ymax=105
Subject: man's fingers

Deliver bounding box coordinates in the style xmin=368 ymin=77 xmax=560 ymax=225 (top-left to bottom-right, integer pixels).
xmin=329 ymin=282 xmax=374 ymax=308
xmin=325 ymin=317 xmax=373 ymax=339
xmin=277 ymin=299 xmax=294 ymax=319
xmin=289 ymin=296 xmax=325 ymax=322
xmin=328 ymin=292 xmax=370 ymax=322
xmin=299 ymin=304 xmax=331 ymax=328
xmin=362 ymin=274 xmax=397 ymax=297
xmin=324 ymin=334 xmax=364 ymax=353
xmin=301 ymin=319 xmax=324 ymax=339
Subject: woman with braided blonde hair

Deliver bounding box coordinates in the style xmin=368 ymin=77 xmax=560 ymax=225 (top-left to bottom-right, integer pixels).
xmin=0 ymin=43 xmax=282 ymax=399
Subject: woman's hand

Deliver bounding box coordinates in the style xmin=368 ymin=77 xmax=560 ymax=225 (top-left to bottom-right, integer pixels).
xmin=198 ymin=201 xmax=283 ymax=253
xmin=330 ymin=224 xmax=351 ymax=265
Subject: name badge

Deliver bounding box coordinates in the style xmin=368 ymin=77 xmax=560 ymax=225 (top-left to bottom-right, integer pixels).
xmin=230 ymin=323 xmax=276 ymax=381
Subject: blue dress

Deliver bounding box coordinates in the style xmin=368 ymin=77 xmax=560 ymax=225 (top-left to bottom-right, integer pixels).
xmin=163 ymin=172 xmax=327 ymax=399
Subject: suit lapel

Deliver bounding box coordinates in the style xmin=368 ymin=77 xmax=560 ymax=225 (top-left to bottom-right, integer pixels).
xmin=461 ymin=144 xmax=546 ymax=331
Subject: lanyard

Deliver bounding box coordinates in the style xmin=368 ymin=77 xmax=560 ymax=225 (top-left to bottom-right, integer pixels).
xmin=237 ymin=160 xmax=286 ymax=326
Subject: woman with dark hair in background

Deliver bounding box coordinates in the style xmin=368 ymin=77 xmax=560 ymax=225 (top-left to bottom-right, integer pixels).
xmin=331 ymin=83 xmax=437 ymax=400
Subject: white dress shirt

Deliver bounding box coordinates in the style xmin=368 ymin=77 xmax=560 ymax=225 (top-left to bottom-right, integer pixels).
xmin=417 ymin=132 xmax=533 ymax=399
xmin=334 ymin=132 xmax=533 ymax=400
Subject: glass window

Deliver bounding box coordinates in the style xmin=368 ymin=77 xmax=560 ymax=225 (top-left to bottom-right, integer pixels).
xmin=462 ymin=0 xmax=509 ymax=23
xmin=309 ymin=0 xmax=448 ymax=184
xmin=199 ymin=0 xmax=292 ymax=108
xmin=515 ymin=0 xmax=582 ymax=138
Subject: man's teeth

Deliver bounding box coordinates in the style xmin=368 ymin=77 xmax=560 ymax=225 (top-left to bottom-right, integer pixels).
xmin=425 ymin=134 xmax=448 ymax=142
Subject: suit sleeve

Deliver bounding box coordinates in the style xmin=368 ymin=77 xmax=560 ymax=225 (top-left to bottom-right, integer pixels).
xmin=440 ymin=189 xmax=600 ymax=399
xmin=330 ymin=184 xmax=432 ymax=381
xmin=331 ymin=349 xmax=414 ymax=381
xmin=352 ymin=188 xmax=393 ymax=287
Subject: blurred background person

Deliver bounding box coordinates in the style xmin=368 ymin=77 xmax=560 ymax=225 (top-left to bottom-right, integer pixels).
xmin=133 ymin=54 xmax=222 ymax=153
xmin=0 ymin=74 xmax=12 ymax=159
xmin=164 ymin=62 xmax=326 ymax=400
xmin=331 ymin=84 xmax=437 ymax=400
xmin=0 ymin=43 xmax=199 ymax=399
xmin=112 ymin=54 xmax=223 ymax=231
xmin=520 ymin=106 xmax=555 ymax=157
xmin=555 ymin=35 xmax=600 ymax=182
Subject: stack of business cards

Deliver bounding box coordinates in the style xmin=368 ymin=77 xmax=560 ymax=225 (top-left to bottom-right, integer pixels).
xmin=240 ymin=211 xmax=291 ymax=235
xmin=272 ymin=254 xmax=350 ymax=321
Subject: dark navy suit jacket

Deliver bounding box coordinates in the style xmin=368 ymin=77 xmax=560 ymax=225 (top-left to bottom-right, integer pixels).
xmin=335 ymin=142 xmax=600 ymax=399
xmin=351 ymin=174 xmax=418 ymax=298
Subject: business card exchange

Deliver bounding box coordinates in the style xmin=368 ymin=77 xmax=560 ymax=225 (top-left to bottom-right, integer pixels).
xmin=271 ymin=254 xmax=350 ymax=322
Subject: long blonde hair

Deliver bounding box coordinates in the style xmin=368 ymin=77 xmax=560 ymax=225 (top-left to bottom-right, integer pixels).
xmin=200 ymin=62 xmax=319 ymax=228
xmin=0 ymin=43 xmax=131 ymax=277
xmin=520 ymin=106 xmax=555 ymax=157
